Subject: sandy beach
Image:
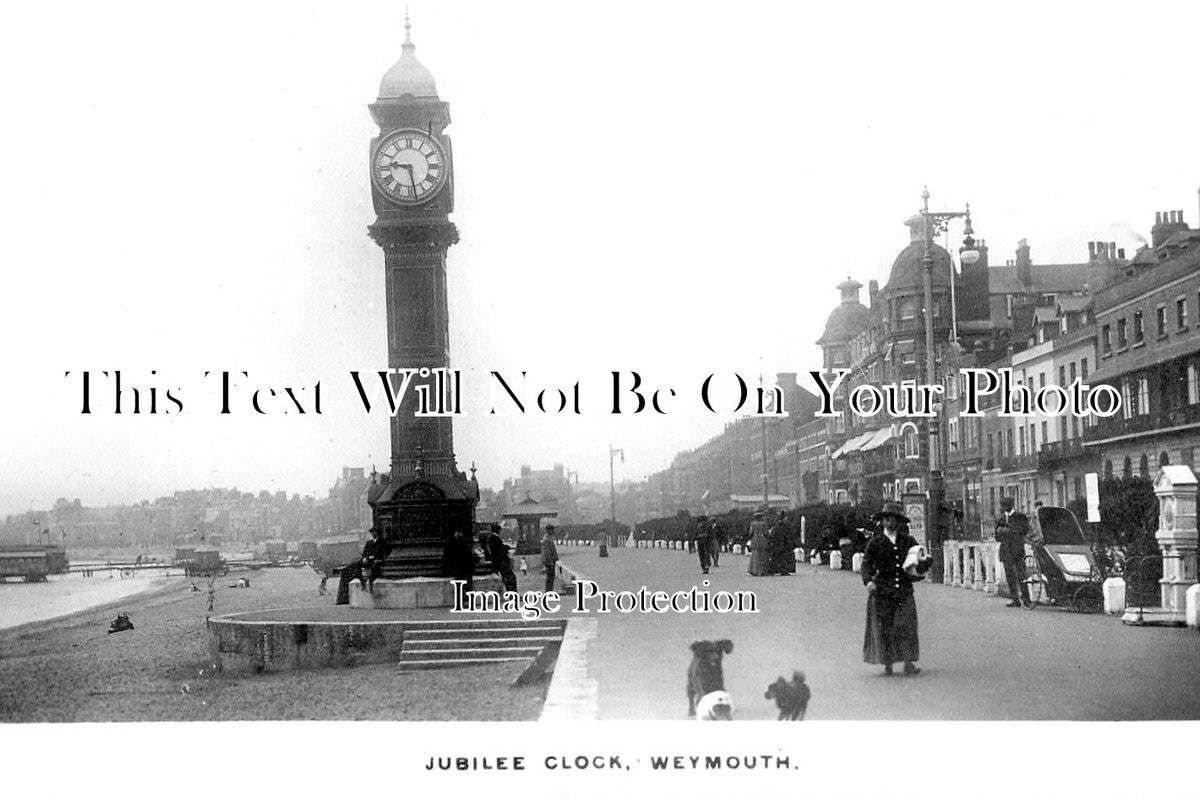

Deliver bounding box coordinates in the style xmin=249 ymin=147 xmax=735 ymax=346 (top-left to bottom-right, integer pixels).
xmin=0 ymin=564 xmax=550 ymax=722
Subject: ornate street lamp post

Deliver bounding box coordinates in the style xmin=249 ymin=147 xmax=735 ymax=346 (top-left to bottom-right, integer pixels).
xmin=919 ymin=187 xmax=979 ymax=582
xmin=607 ymin=445 xmax=624 ymax=556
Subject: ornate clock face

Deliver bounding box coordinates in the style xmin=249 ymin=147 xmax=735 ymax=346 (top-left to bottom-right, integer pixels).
xmin=372 ymin=128 xmax=448 ymax=205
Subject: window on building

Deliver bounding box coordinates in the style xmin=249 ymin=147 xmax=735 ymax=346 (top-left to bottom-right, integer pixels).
xmin=899 ymin=299 xmax=917 ymax=321
xmin=1041 ymin=420 xmax=1048 ymax=444
xmin=902 ymin=426 xmax=919 ymax=459
xmin=1006 ymin=295 xmax=1014 ymax=320
xmin=1189 ymin=363 xmax=1199 ymax=405
xmin=1117 ymin=318 xmax=1128 ymax=349
xmin=1019 ymin=427 xmax=1026 ymax=456
xmin=1039 ymin=293 xmax=1057 ymax=307
xmin=1178 ymin=296 xmax=1189 ymax=330
xmin=1138 ymin=377 xmax=1149 ymax=416
xmin=1059 ymin=366 xmax=1066 ymax=387
xmin=948 ymin=418 xmax=958 ymax=449
xmin=1069 ymin=362 xmax=1077 ymax=382
xmin=1081 ymin=358 xmax=1089 ymax=379
xmin=1156 ymin=304 xmax=1167 ymax=337
xmin=1133 ymin=310 xmax=1144 ymax=344
xmin=987 ymin=433 xmax=995 ymax=463
xmin=1101 ymin=325 xmax=1112 ymax=355
xmin=1122 ymin=380 xmax=1134 ymax=419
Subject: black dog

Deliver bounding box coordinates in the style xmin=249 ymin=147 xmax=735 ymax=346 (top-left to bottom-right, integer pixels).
xmin=687 ymin=639 xmax=733 ymax=717
xmin=764 ymin=672 xmax=810 ymax=720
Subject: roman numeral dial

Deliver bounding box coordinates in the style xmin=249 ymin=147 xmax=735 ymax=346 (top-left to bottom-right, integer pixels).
xmin=370 ymin=128 xmax=449 ymax=206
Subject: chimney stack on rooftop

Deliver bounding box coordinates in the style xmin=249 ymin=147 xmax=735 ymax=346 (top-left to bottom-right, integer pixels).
xmin=1151 ymin=209 xmax=1189 ymax=247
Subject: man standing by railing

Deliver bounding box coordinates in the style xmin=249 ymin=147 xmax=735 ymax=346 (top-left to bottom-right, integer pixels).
xmin=997 ymin=497 xmax=1032 ymax=608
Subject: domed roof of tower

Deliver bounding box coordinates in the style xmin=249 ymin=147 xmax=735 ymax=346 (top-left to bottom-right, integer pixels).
xmin=818 ymin=277 xmax=871 ymax=344
xmin=378 ymin=14 xmax=438 ymax=100
xmin=884 ymin=214 xmax=953 ymax=293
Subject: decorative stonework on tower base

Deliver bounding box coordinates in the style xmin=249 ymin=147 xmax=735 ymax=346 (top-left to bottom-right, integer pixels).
xmin=1123 ymin=465 xmax=1198 ymax=626
xmin=348 ymin=575 xmax=504 ymax=609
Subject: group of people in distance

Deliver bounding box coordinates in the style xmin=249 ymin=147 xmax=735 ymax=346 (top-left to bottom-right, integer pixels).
xmin=746 ymin=510 xmax=797 ymax=577
xmin=688 ymin=515 xmax=725 ymax=574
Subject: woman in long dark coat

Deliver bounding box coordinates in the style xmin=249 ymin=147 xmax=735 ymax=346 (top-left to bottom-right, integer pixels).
xmin=771 ymin=512 xmax=795 ymax=575
xmin=747 ymin=511 xmax=769 ymax=576
xmin=862 ymin=502 xmax=931 ymax=676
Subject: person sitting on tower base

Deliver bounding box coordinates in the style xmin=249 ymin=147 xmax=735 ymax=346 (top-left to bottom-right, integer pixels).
xmin=335 ymin=526 xmax=392 ymax=605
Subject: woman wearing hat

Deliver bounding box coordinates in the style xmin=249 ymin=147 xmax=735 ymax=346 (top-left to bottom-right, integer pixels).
xmin=862 ymin=502 xmax=931 ymax=676
xmin=747 ymin=510 xmax=769 ymax=576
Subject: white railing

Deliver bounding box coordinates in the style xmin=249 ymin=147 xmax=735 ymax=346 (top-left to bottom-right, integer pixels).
xmin=942 ymin=540 xmax=1000 ymax=594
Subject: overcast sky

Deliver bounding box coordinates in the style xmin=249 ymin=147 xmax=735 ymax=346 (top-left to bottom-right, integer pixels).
xmin=1 ymin=0 xmax=1197 ymax=517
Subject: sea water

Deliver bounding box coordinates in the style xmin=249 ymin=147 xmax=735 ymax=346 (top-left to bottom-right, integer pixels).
xmin=0 ymin=566 xmax=183 ymax=630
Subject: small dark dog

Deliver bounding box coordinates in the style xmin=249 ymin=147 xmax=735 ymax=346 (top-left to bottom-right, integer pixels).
xmin=107 ymin=612 xmax=134 ymax=635
xmin=687 ymin=639 xmax=733 ymax=717
xmin=765 ymin=671 xmax=810 ymax=720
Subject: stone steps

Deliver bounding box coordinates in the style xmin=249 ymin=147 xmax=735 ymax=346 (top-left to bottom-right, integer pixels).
xmin=398 ymin=656 xmax=534 ymax=671
xmin=405 ymin=626 xmax=562 ymax=640
xmin=396 ymin=619 xmax=565 ymax=672
xmin=406 ymin=636 xmax=561 ymax=651
xmin=404 ymin=644 xmax=545 ymax=659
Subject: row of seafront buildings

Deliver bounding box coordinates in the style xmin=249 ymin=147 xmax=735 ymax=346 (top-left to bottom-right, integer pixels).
xmin=0 ymin=468 xmax=377 ymax=549
xmin=647 ymin=202 xmax=1200 ymax=538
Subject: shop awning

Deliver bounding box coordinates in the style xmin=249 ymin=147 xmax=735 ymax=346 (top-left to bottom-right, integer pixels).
xmin=860 ymin=426 xmax=896 ymax=452
xmin=831 ymin=431 xmax=874 ymax=459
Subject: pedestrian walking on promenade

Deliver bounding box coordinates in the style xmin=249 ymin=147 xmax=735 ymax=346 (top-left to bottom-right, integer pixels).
xmin=710 ymin=519 xmax=724 ymax=567
xmin=996 ymin=497 xmax=1032 ymax=608
xmin=541 ymin=524 xmax=559 ymax=593
xmin=694 ymin=515 xmax=712 ymax=574
xmin=484 ymin=523 xmax=519 ymax=593
xmin=769 ymin=512 xmax=795 ymax=575
xmin=747 ymin=511 xmax=769 ymax=576
xmin=862 ymin=502 xmax=931 ymax=676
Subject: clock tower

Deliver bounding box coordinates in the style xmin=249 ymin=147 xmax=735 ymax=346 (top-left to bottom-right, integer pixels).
xmin=366 ymin=15 xmax=478 ymax=577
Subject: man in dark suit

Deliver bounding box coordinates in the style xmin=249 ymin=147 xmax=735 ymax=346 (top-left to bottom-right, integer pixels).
xmin=444 ymin=529 xmax=478 ymax=592
xmin=335 ymin=526 xmax=391 ymax=604
xmin=541 ymin=524 xmax=559 ymax=593
xmin=996 ymin=497 xmax=1032 ymax=608
xmin=483 ymin=523 xmax=519 ymax=592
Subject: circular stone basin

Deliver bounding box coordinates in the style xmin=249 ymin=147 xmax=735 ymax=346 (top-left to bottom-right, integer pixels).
xmin=207 ymin=605 xmax=545 ymax=674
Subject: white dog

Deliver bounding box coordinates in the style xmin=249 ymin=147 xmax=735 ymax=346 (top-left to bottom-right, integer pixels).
xmin=695 ymin=690 xmax=734 ymax=721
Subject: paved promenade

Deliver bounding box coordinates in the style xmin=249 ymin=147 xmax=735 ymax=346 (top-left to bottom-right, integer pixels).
xmin=556 ymin=545 xmax=1200 ymax=720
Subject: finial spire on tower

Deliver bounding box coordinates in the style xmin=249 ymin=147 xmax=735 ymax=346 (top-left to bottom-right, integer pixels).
xmin=404 ymin=6 xmax=414 ymax=47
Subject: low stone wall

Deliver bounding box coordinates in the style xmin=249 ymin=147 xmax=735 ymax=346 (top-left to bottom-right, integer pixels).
xmin=208 ymin=610 xmax=409 ymax=674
